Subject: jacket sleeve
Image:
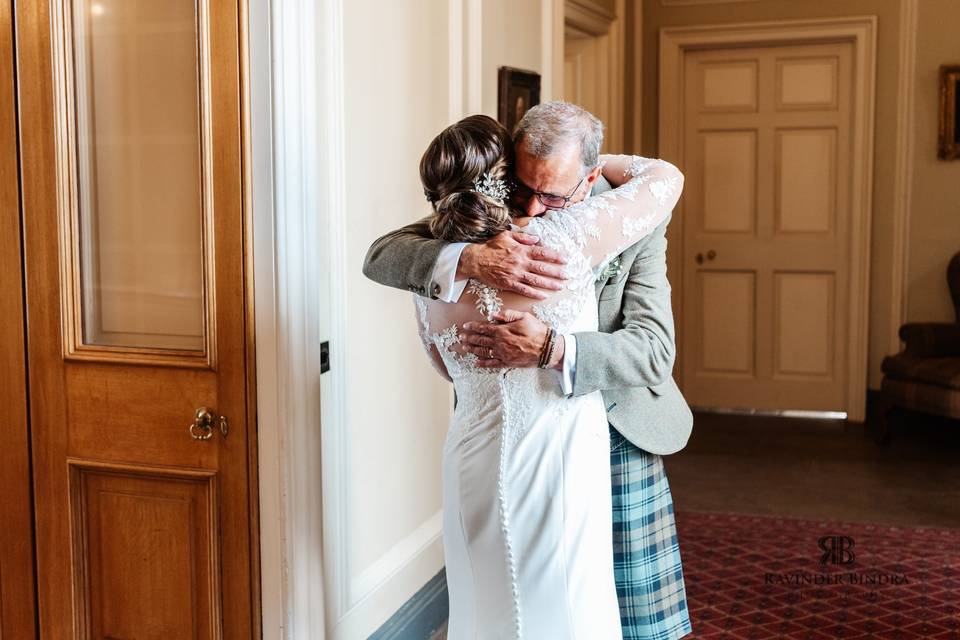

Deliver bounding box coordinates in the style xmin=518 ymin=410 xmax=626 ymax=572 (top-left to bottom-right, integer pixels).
xmin=570 ymin=215 xmax=676 ymax=394
xmin=362 ymin=215 xmax=449 ymax=298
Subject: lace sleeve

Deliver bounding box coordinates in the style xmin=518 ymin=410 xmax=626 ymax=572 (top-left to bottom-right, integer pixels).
xmin=422 ymin=155 xmax=683 ymax=335
xmin=524 ymin=155 xmax=683 ymax=276
xmin=412 ymin=294 xmax=452 ymax=381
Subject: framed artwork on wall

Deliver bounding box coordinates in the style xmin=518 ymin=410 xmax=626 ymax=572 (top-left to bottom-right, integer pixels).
xmin=938 ymin=64 xmax=960 ymax=160
xmin=498 ymin=66 xmax=541 ymax=134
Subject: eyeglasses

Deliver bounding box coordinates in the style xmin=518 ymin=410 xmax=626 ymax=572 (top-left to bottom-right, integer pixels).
xmin=510 ymin=174 xmax=588 ymax=210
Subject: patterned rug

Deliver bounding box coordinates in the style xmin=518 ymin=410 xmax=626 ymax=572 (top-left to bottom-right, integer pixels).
xmin=674 ymin=512 xmax=960 ymax=639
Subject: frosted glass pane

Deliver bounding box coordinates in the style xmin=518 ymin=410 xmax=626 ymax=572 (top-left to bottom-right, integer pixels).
xmin=74 ymin=0 xmax=205 ymax=350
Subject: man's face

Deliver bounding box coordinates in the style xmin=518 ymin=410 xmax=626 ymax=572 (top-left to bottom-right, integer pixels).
xmin=512 ymin=142 xmax=592 ymax=217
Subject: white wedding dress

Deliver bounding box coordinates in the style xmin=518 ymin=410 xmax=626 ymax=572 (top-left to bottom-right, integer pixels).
xmin=413 ymin=155 xmax=683 ymax=639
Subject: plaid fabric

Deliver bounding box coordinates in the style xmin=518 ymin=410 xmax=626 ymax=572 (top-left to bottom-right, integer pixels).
xmin=609 ymin=425 xmax=692 ymax=640
xmin=881 ymin=376 xmax=960 ymax=419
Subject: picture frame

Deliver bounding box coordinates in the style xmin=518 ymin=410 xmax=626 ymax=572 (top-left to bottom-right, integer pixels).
xmin=938 ymin=64 xmax=960 ymax=160
xmin=498 ymin=66 xmax=541 ymax=134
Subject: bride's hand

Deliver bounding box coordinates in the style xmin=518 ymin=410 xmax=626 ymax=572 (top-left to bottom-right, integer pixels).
xmin=457 ymin=230 xmax=568 ymax=299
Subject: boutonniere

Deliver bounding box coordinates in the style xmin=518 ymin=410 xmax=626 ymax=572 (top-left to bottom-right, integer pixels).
xmin=596 ymin=256 xmax=623 ymax=283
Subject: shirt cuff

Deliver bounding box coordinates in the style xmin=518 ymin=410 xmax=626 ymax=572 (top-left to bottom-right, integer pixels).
xmin=559 ymin=333 xmax=577 ymax=396
xmin=432 ymin=242 xmax=469 ymax=302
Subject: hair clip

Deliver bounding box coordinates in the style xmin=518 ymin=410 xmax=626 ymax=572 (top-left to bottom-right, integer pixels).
xmin=474 ymin=172 xmax=510 ymax=202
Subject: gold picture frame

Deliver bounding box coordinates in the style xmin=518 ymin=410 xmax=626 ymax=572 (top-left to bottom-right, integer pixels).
xmin=938 ymin=64 xmax=960 ymax=160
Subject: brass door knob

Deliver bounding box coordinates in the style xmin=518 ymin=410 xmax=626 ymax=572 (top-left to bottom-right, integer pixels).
xmin=695 ymin=250 xmax=717 ymax=265
xmin=189 ymin=407 xmax=216 ymax=440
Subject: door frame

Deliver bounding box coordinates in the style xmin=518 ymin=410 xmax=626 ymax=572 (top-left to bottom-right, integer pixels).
xmin=247 ymin=0 xmax=332 ymax=636
xmin=564 ymin=0 xmax=625 ymax=151
xmin=658 ymin=16 xmax=877 ymax=421
xmin=0 ymin=0 xmax=38 ymax=635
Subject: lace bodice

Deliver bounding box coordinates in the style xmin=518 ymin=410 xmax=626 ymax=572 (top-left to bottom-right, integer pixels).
xmin=413 ymin=153 xmax=683 ymax=380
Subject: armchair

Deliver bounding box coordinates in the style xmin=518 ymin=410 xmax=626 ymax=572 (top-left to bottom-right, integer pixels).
xmin=878 ymin=251 xmax=960 ymax=440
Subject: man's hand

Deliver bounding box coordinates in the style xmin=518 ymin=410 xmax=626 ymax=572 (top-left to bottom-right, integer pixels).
xmin=458 ymin=230 xmax=567 ymax=299
xmin=460 ymin=310 xmax=564 ymax=369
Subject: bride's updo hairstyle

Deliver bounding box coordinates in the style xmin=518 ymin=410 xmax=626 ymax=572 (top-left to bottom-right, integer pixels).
xmin=420 ymin=114 xmax=513 ymax=243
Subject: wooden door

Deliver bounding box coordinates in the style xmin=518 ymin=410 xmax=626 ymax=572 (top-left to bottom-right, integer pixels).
xmin=0 ymin=1 xmax=38 ymax=637
xmin=680 ymin=42 xmax=854 ymax=413
xmin=15 ymin=1 xmax=258 ymax=638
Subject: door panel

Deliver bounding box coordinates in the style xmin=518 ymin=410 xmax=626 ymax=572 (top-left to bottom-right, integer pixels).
xmin=699 ymin=271 xmax=755 ymax=376
xmin=774 ymin=272 xmax=834 ymax=377
xmin=776 ymin=128 xmax=836 ymax=233
xmin=0 ymin=0 xmax=38 ymax=636
xmin=681 ymin=42 xmax=853 ymax=412
xmin=701 ymin=60 xmax=757 ymax=111
xmin=69 ymin=461 xmax=219 ymax=639
xmin=60 ymin=0 xmax=214 ymax=365
xmin=16 ymin=0 xmax=255 ymax=637
xmin=701 ymin=130 xmax=756 ymax=233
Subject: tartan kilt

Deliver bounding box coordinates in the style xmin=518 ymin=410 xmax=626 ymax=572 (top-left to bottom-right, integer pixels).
xmin=609 ymin=425 xmax=692 ymax=640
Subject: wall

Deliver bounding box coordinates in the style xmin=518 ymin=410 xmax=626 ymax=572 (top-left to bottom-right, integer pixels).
xmin=906 ymin=0 xmax=960 ymax=323
xmin=340 ymin=1 xmax=452 ymax=635
xmin=333 ymin=0 xmax=551 ymax=636
xmin=344 ymin=0 xmax=450 ymax=573
xmin=637 ymin=0 xmax=921 ymax=391
xmin=482 ymin=0 xmax=545 ymax=115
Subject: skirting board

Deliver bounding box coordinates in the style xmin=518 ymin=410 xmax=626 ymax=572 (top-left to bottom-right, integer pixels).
xmin=368 ymin=569 xmax=449 ymax=640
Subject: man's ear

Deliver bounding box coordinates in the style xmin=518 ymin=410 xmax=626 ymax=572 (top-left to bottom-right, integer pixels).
xmin=585 ymin=164 xmax=603 ymax=184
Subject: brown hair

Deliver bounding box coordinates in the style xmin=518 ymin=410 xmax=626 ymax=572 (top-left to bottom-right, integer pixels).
xmin=420 ymin=114 xmax=513 ymax=243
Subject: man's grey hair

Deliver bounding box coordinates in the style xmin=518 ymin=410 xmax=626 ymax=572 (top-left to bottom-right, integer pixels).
xmin=513 ymin=101 xmax=604 ymax=175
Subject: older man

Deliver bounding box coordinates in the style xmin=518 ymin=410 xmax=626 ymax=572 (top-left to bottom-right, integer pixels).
xmin=363 ymin=101 xmax=693 ymax=640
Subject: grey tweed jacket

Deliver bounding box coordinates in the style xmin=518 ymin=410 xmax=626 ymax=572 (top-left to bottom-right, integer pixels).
xmin=362 ymin=180 xmax=693 ymax=455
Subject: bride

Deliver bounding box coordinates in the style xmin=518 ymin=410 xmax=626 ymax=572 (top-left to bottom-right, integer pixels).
xmin=410 ymin=114 xmax=683 ymax=639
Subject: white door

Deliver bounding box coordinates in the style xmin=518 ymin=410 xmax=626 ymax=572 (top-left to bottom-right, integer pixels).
xmin=680 ymin=42 xmax=854 ymax=414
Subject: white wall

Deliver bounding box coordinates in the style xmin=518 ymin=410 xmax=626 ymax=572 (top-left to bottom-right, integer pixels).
xmin=481 ymin=0 xmax=544 ymax=115
xmin=333 ymin=2 xmax=452 ymax=636
xmin=344 ymin=0 xmax=451 ymax=576
xmin=906 ymin=0 xmax=960 ymax=323
xmin=325 ymin=0 xmax=556 ymax=637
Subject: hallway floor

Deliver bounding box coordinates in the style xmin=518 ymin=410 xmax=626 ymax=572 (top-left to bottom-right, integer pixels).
xmin=668 ymin=408 xmax=960 ymax=529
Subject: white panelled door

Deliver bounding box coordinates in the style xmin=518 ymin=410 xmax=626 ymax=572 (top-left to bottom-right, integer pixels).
xmin=681 ymin=42 xmax=854 ymax=413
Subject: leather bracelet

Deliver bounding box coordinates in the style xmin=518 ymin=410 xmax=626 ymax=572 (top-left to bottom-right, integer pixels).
xmin=543 ymin=331 xmax=557 ymax=368
xmin=537 ymin=329 xmax=553 ymax=369
xmin=537 ymin=327 xmax=551 ymax=367
xmin=538 ymin=328 xmax=557 ymax=369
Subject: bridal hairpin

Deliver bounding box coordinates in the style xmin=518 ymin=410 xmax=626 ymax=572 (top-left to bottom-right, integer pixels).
xmin=474 ymin=172 xmax=510 ymax=202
